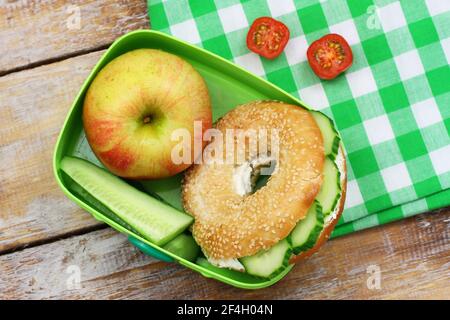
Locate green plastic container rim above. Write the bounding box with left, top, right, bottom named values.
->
left=53, top=29, right=341, bottom=289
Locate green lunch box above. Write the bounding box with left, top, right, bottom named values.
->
left=54, top=30, right=325, bottom=289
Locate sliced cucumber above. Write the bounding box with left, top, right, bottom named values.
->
left=311, top=111, right=340, bottom=159
left=289, top=202, right=324, bottom=254
left=60, top=156, right=193, bottom=245
left=316, top=157, right=341, bottom=215
left=163, top=233, right=200, bottom=262
left=65, top=173, right=140, bottom=235
left=240, top=239, right=291, bottom=279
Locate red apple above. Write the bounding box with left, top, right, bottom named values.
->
left=83, top=49, right=212, bottom=179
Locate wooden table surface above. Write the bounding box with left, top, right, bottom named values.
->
left=0, top=0, right=449, bottom=300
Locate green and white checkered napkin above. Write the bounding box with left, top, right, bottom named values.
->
left=148, top=0, right=450, bottom=237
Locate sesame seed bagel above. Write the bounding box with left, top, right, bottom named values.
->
left=182, top=101, right=325, bottom=260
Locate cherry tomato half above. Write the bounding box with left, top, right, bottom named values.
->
left=307, top=34, right=353, bottom=80
left=246, top=17, right=290, bottom=60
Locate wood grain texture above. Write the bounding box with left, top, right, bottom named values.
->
left=0, top=0, right=148, bottom=75
left=0, top=0, right=449, bottom=300
left=1, top=209, right=448, bottom=300
left=0, top=51, right=107, bottom=253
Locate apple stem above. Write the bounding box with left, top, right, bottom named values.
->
left=143, top=115, right=151, bottom=124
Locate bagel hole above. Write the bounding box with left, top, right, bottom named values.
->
left=251, top=159, right=276, bottom=194
left=234, top=156, right=277, bottom=196
left=252, top=174, right=270, bottom=193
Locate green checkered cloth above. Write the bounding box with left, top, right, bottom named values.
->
left=148, top=0, right=450, bottom=237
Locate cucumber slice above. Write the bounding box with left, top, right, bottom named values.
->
left=163, top=233, right=200, bottom=262
left=60, top=156, right=193, bottom=245
left=240, top=239, right=291, bottom=279
left=311, top=111, right=340, bottom=159
left=289, top=202, right=324, bottom=254
left=316, top=157, right=341, bottom=215
left=65, top=172, right=140, bottom=235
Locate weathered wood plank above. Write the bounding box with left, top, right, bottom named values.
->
left=0, top=0, right=148, bottom=74
left=0, top=51, right=107, bottom=252
left=1, top=209, right=448, bottom=299
left=2, top=0, right=447, bottom=301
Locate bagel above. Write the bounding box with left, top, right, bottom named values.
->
left=182, top=101, right=326, bottom=264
